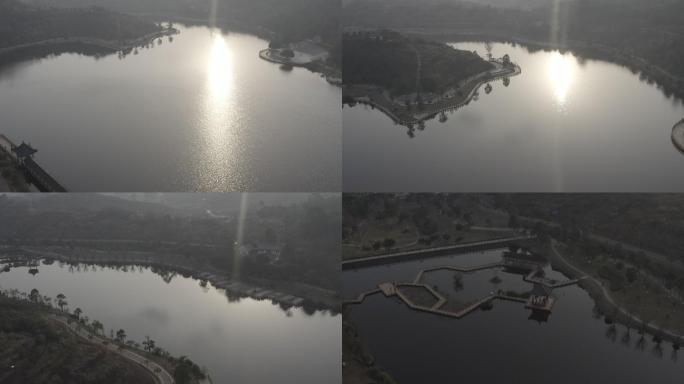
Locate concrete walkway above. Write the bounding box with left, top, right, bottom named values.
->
left=49, top=314, right=174, bottom=384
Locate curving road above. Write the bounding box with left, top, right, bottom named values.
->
left=49, top=314, right=175, bottom=384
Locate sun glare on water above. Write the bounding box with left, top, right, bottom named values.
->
left=207, top=33, right=233, bottom=99
left=194, top=31, right=244, bottom=191
left=547, top=51, right=576, bottom=111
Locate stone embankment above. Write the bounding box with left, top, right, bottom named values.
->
left=672, top=119, right=684, bottom=154
left=344, top=59, right=521, bottom=126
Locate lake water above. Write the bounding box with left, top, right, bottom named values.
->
left=0, top=261, right=341, bottom=384
left=343, top=42, right=684, bottom=192
left=344, top=249, right=684, bottom=383
left=0, top=25, right=341, bottom=192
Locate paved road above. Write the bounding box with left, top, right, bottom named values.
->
left=49, top=315, right=174, bottom=384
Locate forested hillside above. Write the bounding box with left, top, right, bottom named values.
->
left=0, top=0, right=161, bottom=48
left=344, top=0, right=684, bottom=98
left=344, top=30, right=492, bottom=95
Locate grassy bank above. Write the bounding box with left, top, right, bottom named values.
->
left=0, top=295, right=156, bottom=384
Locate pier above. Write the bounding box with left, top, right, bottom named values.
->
left=0, top=135, right=66, bottom=192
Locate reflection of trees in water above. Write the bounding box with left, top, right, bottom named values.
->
left=149, top=266, right=177, bottom=284
left=25, top=259, right=333, bottom=316
left=652, top=342, right=664, bottom=359
left=225, top=290, right=243, bottom=303
left=302, top=305, right=317, bottom=316
left=636, top=334, right=647, bottom=351
left=621, top=327, right=631, bottom=346
left=605, top=324, right=617, bottom=342
left=453, top=272, right=464, bottom=292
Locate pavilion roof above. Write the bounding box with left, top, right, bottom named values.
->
left=12, top=142, right=37, bottom=158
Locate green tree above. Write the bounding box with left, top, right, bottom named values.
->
left=92, top=320, right=104, bottom=336
left=116, top=329, right=127, bottom=344
left=56, top=293, right=67, bottom=312
left=29, top=288, right=41, bottom=304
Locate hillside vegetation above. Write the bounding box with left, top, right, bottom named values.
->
left=0, top=0, right=161, bottom=49
left=0, top=296, right=155, bottom=384
left=344, top=30, right=492, bottom=95
left=344, top=0, right=684, bottom=99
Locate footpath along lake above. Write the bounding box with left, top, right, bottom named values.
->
left=1, top=261, right=341, bottom=384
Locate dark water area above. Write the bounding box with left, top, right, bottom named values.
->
left=0, top=261, right=341, bottom=384
left=343, top=42, right=684, bottom=192
left=344, top=250, right=684, bottom=383
left=0, top=25, right=341, bottom=192
left=343, top=249, right=506, bottom=299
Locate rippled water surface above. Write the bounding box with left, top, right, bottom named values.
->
left=344, top=42, right=684, bottom=191
left=0, top=25, right=341, bottom=191
left=1, top=262, right=341, bottom=384
left=344, top=250, right=684, bottom=383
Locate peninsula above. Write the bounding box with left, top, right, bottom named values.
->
left=343, top=30, right=520, bottom=127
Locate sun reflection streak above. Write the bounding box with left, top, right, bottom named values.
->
left=207, top=33, right=233, bottom=99
left=193, top=31, right=243, bottom=191
left=547, top=51, right=575, bottom=110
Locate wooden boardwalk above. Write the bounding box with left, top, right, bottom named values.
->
left=342, top=289, right=381, bottom=306
left=345, top=280, right=528, bottom=320
left=414, top=261, right=504, bottom=284
left=344, top=256, right=575, bottom=320
left=523, top=270, right=582, bottom=288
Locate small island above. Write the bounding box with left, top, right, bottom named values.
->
left=259, top=38, right=341, bottom=85
left=672, top=119, right=684, bottom=155
left=343, top=30, right=521, bottom=127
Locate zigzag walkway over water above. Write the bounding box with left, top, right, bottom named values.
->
left=344, top=254, right=581, bottom=320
